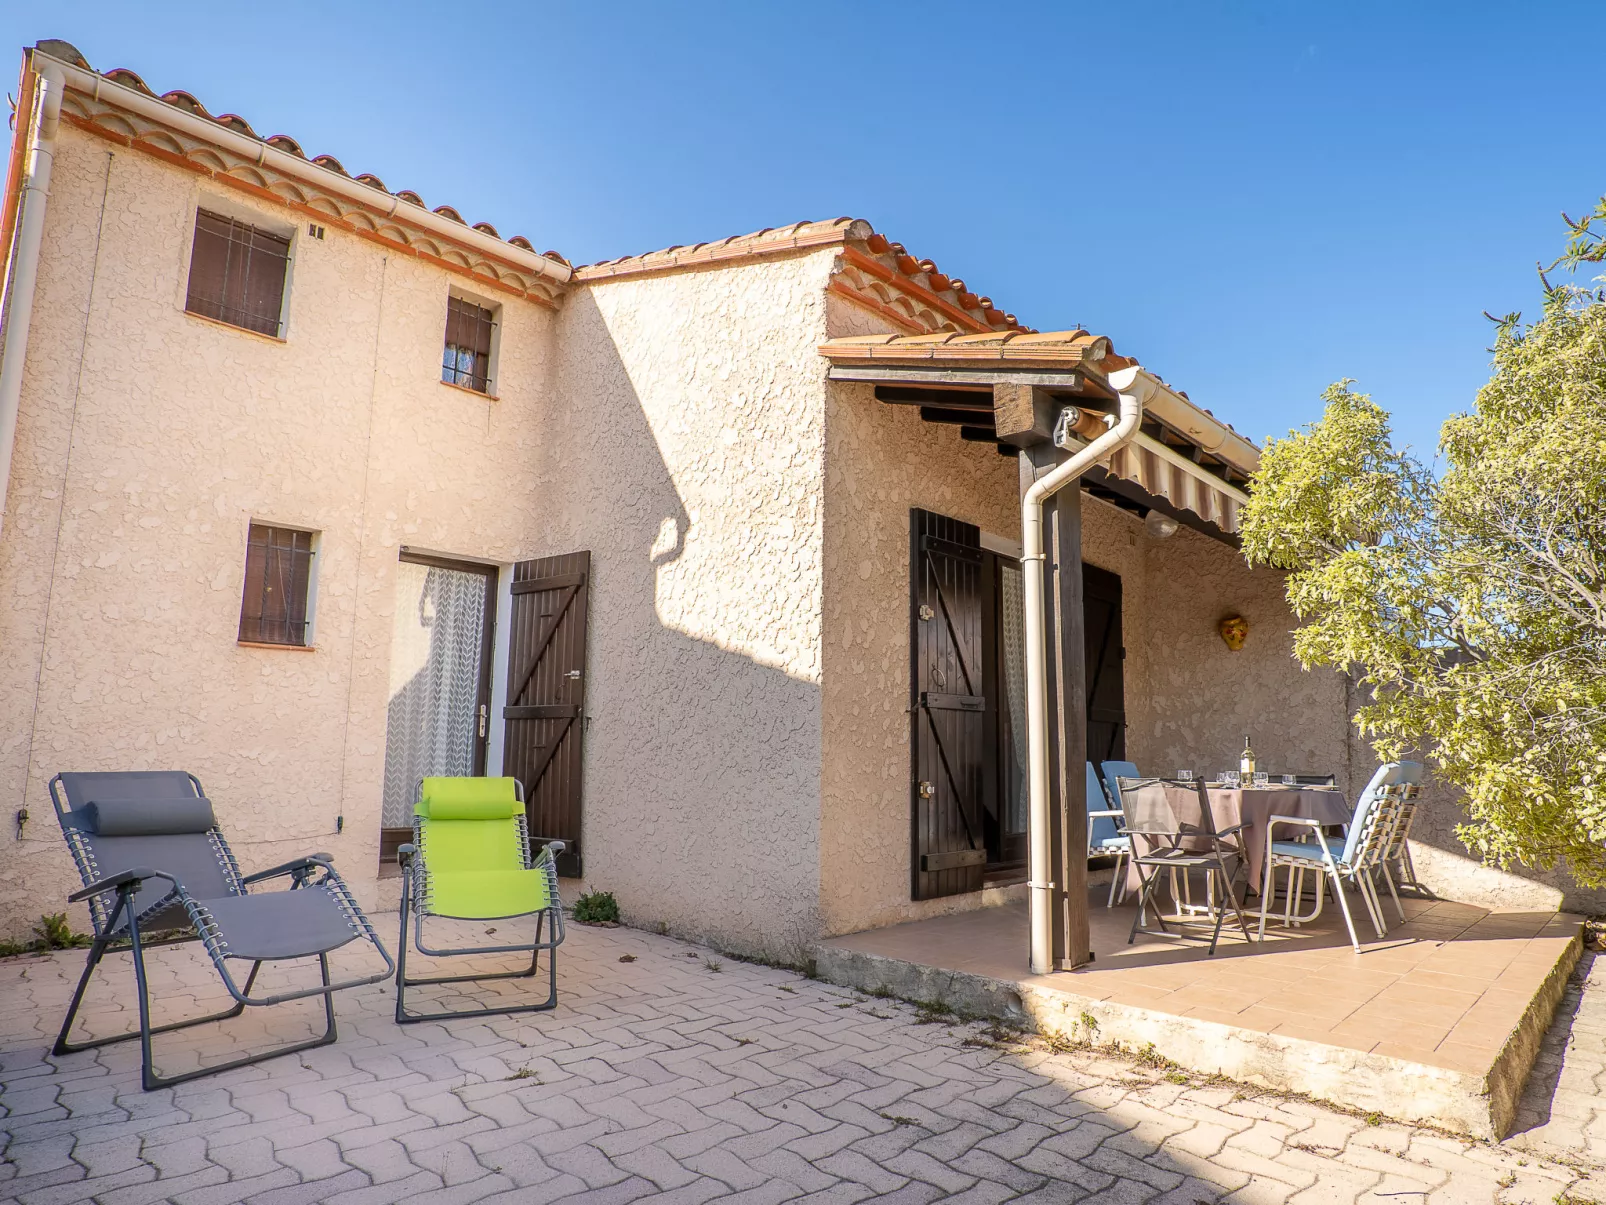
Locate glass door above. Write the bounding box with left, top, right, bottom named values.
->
left=378, top=555, right=497, bottom=870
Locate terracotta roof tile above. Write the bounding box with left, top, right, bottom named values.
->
left=42, top=43, right=563, bottom=270
left=819, top=328, right=1115, bottom=368
left=575, top=219, right=1033, bottom=333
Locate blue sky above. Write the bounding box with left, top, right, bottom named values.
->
left=5, top=1, right=1599, bottom=456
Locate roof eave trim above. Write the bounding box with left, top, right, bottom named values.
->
left=34, top=49, right=573, bottom=287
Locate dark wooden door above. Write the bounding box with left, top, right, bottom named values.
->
left=1083, top=563, right=1126, bottom=766
left=503, top=551, right=590, bottom=878
left=910, top=509, right=987, bottom=900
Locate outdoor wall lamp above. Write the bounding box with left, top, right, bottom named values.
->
left=1144, top=510, right=1179, bottom=539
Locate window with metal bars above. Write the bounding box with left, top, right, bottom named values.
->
left=441, top=295, right=496, bottom=393
left=238, top=524, right=316, bottom=646
left=185, top=209, right=291, bottom=337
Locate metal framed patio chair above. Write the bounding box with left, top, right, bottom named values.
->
left=49, top=770, right=394, bottom=1090
left=1100, top=760, right=1141, bottom=816
left=1120, top=777, right=1255, bottom=956
left=394, top=776, right=566, bottom=1024
left=1256, top=763, right=1419, bottom=952
left=1085, top=763, right=1131, bottom=908
left=1373, top=767, right=1426, bottom=920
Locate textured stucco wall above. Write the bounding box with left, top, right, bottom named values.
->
left=539, top=252, right=835, bottom=961
left=0, top=127, right=560, bottom=937
left=1130, top=523, right=1354, bottom=793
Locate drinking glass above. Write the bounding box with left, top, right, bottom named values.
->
left=1222, top=770, right=1240, bottom=788
left=1281, top=774, right=1296, bottom=785
left=1177, top=769, right=1194, bottom=782
left=1253, top=771, right=1269, bottom=787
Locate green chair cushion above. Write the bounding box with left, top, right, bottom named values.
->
left=418, top=777, right=521, bottom=820
left=427, top=868, right=551, bottom=920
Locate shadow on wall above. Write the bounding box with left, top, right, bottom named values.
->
left=530, top=289, right=826, bottom=965
left=1405, top=769, right=1606, bottom=917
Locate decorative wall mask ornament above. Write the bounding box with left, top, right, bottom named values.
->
left=1219, top=614, right=1248, bottom=651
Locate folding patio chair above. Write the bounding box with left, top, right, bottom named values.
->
left=1100, top=760, right=1141, bottom=815
left=1373, top=765, right=1425, bottom=919
left=1085, top=763, right=1131, bottom=908
left=50, top=770, right=394, bottom=1090
left=1121, top=776, right=1255, bottom=955
left=1256, top=762, right=1420, bottom=952
left=394, top=776, right=566, bottom=1023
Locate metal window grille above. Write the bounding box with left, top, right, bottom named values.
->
left=185, top=210, right=291, bottom=337
left=441, top=296, right=495, bottom=393
left=238, top=524, right=315, bottom=645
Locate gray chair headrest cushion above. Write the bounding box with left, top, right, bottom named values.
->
left=85, top=797, right=217, bottom=837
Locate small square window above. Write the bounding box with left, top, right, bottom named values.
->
left=442, top=296, right=496, bottom=393
left=238, top=524, right=316, bottom=646
left=186, top=209, right=291, bottom=337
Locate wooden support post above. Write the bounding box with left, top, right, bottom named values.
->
left=994, top=383, right=1056, bottom=447
left=1021, top=447, right=1092, bottom=969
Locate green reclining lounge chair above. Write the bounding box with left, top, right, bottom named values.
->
left=394, top=776, right=566, bottom=1023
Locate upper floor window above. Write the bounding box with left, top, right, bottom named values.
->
left=186, top=209, right=290, bottom=337
left=238, top=524, right=316, bottom=646
left=442, top=295, right=496, bottom=393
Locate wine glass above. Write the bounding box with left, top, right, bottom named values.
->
left=1222, top=770, right=1240, bottom=788
left=1253, top=771, right=1269, bottom=787
left=1177, top=769, right=1194, bottom=782
left=1281, top=774, right=1296, bottom=786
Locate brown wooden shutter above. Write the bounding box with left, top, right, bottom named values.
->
left=910, top=509, right=987, bottom=900
left=502, top=551, right=589, bottom=877
left=238, top=524, right=313, bottom=646
left=1083, top=564, right=1126, bottom=766
left=185, top=210, right=289, bottom=337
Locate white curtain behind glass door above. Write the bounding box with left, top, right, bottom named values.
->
left=380, top=562, right=489, bottom=828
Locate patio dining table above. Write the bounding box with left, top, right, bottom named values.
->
left=1122, top=782, right=1352, bottom=896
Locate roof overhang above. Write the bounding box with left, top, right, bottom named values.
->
left=820, top=331, right=1258, bottom=544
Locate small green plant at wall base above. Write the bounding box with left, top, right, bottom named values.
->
left=0, top=914, right=93, bottom=959
left=35, top=913, right=91, bottom=950
left=572, top=891, right=620, bottom=924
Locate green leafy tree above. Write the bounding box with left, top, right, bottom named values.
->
left=1241, top=200, right=1606, bottom=885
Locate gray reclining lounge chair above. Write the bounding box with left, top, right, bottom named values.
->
left=51, top=770, right=394, bottom=1090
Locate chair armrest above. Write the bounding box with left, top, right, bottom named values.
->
left=1267, top=814, right=1325, bottom=833
left=1088, top=810, right=1125, bottom=819
left=242, top=853, right=333, bottom=885
left=538, top=839, right=567, bottom=856
left=396, top=843, right=418, bottom=867
left=1265, top=815, right=1339, bottom=856
left=69, top=866, right=168, bottom=902
left=1215, top=822, right=1249, bottom=837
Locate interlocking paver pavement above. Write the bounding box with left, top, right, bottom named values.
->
left=1, top=917, right=1602, bottom=1204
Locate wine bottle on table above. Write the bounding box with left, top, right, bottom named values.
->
left=1240, top=735, right=1256, bottom=777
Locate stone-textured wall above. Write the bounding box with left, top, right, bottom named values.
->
left=0, top=127, right=559, bottom=936
left=541, top=252, right=836, bottom=961
left=1131, top=523, right=1354, bottom=793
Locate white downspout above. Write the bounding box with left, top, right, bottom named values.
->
left=1025, top=364, right=1146, bottom=975
left=0, top=61, right=64, bottom=540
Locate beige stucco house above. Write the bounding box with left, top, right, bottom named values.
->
left=2, top=40, right=1572, bottom=959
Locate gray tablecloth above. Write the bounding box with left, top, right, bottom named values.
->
left=1208, top=786, right=1352, bottom=888
left=1124, top=784, right=1352, bottom=892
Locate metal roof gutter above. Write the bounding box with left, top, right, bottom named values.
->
left=0, top=53, right=63, bottom=540
left=1023, top=366, right=1148, bottom=975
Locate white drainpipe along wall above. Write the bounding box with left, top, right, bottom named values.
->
left=0, top=60, right=65, bottom=541
left=1024, top=365, right=1149, bottom=976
